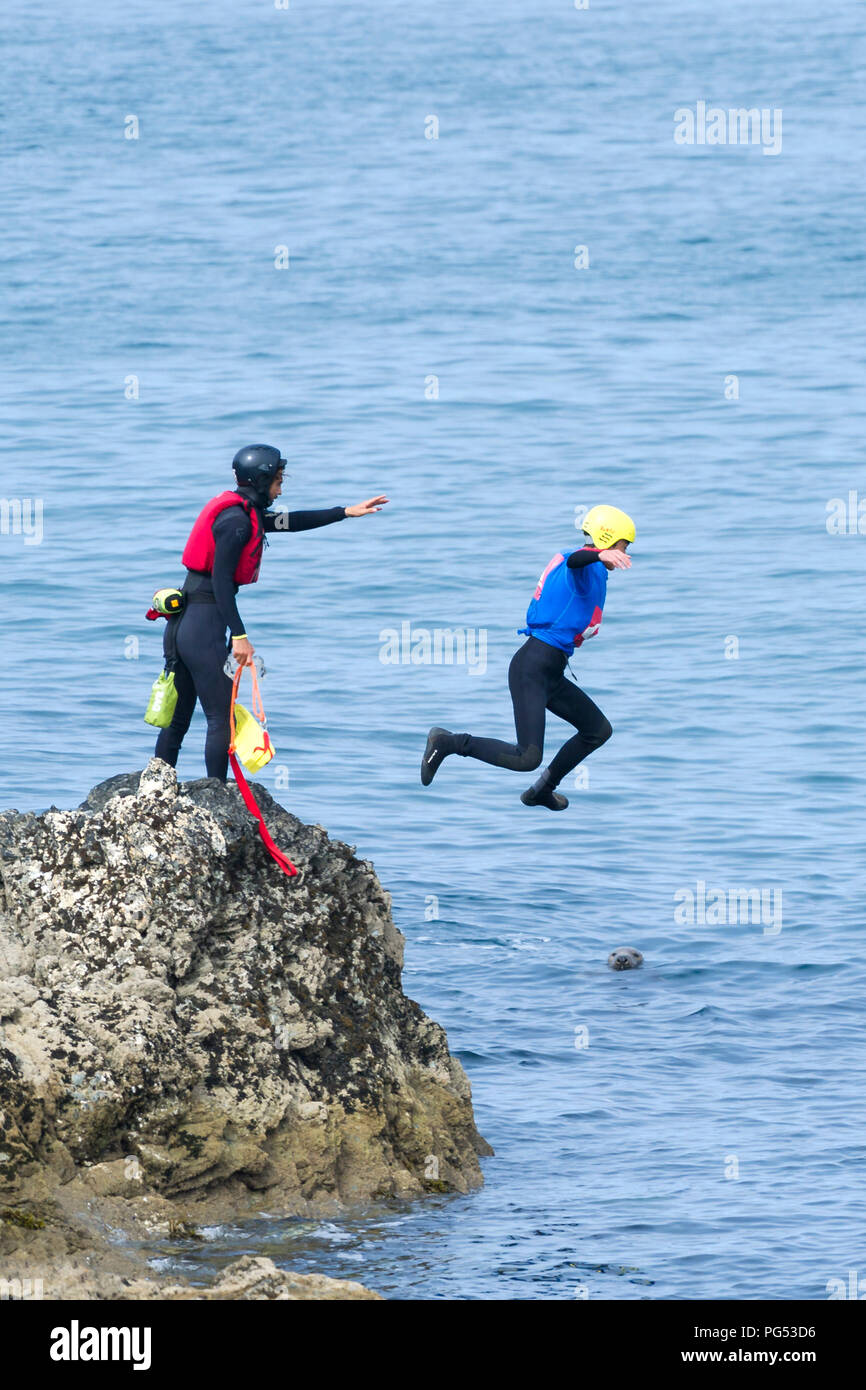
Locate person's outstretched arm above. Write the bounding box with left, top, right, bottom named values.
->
left=568, top=545, right=631, bottom=571
left=266, top=506, right=345, bottom=533
left=266, top=495, right=389, bottom=532
left=567, top=547, right=603, bottom=569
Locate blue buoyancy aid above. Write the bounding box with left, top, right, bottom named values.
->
left=518, top=548, right=608, bottom=655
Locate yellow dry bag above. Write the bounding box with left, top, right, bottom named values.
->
left=229, top=662, right=274, bottom=773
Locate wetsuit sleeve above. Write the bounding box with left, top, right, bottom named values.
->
left=210, top=508, right=250, bottom=638
left=567, top=547, right=603, bottom=569
left=264, top=506, right=347, bottom=533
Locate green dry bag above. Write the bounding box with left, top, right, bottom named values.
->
left=144, top=669, right=178, bottom=728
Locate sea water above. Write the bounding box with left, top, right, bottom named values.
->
left=2, top=0, right=865, bottom=1299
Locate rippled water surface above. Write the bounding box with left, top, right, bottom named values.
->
left=2, top=0, right=865, bottom=1298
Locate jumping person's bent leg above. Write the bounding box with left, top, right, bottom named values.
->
left=420, top=638, right=560, bottom=785
left=457, top=639, right=548, bottom=769
left=542, top=678, right=612, bottom=787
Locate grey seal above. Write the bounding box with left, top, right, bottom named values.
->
left=607, top=947, right=643, bottom=971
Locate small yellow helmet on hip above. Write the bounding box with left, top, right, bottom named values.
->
left=582, top=504, right=636, bottom=549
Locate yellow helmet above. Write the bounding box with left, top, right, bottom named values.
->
left=582, top=504, right=636, bottom=549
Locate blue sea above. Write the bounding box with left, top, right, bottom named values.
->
left=2, top=0, right=865, bottom=1299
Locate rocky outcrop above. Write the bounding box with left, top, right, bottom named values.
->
left=0, top=760, right=491, bottom=1295
left=0, top=1254, right=381, bottom=1301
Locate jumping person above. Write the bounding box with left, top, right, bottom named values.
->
left=154, top=444, right=388, bottom=780
left=420, top=505, right=635, bottom=810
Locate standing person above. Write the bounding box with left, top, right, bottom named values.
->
left=154, top=444, right=388, bottom=780
left=420, top=505, right=634, bottom=810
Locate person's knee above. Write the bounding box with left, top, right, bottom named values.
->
left=202, top=698, right=232, bottom=734
left=596, top=718, right=613, bottom=746
left=515, top=744, right=543, bottom=772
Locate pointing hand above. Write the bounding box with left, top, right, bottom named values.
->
left=345, top=495, right=389, bottom=516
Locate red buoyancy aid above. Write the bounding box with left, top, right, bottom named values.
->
left=181, top=491, right=265, bottom=585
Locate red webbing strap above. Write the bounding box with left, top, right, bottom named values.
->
left=229, top=752, right=298, bottom=878
left=228, top=664, right=298, bottom=879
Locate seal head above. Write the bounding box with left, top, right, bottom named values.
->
left=607, top=947, right=643, bottom=971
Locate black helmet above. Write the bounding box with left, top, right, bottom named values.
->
left=232, top=444, right=286, bottom=491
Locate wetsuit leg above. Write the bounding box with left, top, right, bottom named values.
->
left=153, top=656, right=196, bottom=767
left=175, top=604, right=234, bottom=781
left=543, top=677, right=612, bottom=787
left=453, top=638, right=562, bottom=773
left=153, top=614, right=195, bottom=768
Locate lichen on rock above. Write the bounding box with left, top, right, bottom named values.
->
left=0, top=759, right=491, bottom=1293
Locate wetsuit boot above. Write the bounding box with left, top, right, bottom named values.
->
left=521, top=767, right=569, bottom=811
left=421, top=727, right=460, bottom=785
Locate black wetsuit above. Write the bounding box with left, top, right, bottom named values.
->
left=154, top=491, right=346, bottom=780
left=453, top=549, right=612, bottom=786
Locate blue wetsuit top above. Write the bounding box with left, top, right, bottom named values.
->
left=518, top=547, right=608, bottom=656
